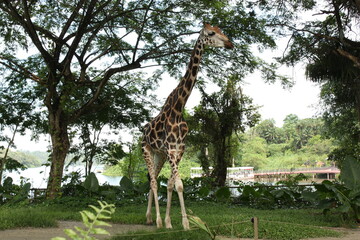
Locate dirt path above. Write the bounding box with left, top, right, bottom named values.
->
left=0, top=221, right=155, bottom=240
left=302, top=227, right=360, bottom=240
left=0, top=221, right=359, bottom=240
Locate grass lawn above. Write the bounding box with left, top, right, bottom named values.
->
left=0, top=201, right=344, bottom=240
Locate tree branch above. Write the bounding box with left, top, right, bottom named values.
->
left=2, top=0, right=53, bottom=65
left=70, top=61, right=142, bottom=122
left=0, top=56, right=45, bottom=85
left=132, top=0, right=154, bottom=62
left=336, top=48, right=360, bottom=69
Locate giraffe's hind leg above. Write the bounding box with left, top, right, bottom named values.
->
left=143, top=145, right=163, bottom=228
left=144, top=147, right=167, bottom=228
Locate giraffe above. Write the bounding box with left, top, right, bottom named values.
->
left=142, top=23, right=234, bottom=230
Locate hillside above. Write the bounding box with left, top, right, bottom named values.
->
left=1, top=150, right=48, bottom=168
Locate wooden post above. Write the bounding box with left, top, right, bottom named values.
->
left=253, top=217, right=258, bottom=240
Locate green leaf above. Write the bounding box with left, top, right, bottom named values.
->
left=74, top=226, right=87, bottom=236
left=95, top=213, right=111, bottom=220
left=318, top=199, right=335, bottom=209
left=89, top=205, right=101, bottom=214
left=93, top=219, right=112, bottom=227
left=337, top=203, right=351, bottom=213
left=51, top=238, right=67, bottom=240
left=120, top=176, right=134, bottom=191
left=90, top=227, right=110, bottom=235
left=198, top=186, right=210, bottom=197
left=188, top=215, right=215, bottom=239
left=215, top=187, right=231, bottom=201
left=82, top=172, right=100, bottom=192
left=353, top=197, right=360, bottom=206
left=80, top=211, right=91, bottom=228
left=341, top=156, right=360, bottom=190
left=82, top=210, right=96, bottom=221
left=64, top=228, right=79, bottom=238
left=242, top=185, right=256, bottom=197
left=301, top=191, right=318, bottom=202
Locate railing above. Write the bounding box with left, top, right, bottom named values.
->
left=254, top=166, right=340, bottom=176
left=30, top=188, right=47, bottom=199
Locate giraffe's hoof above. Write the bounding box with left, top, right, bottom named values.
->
left=165, top=218, right=173, bottom=229
left=156, top=217, right=163, bottom=228
left=182, top=217, right=190, bottom=230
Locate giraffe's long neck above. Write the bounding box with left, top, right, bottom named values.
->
left=162, top=37, right=204, bottom=114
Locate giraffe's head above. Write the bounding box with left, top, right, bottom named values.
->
left=201, top=23, right=234, bottom=49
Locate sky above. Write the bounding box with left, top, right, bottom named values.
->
left=242, top=65, right=321, bottom=126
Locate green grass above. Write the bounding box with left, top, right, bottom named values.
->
left=0, top=202, right=344, bottom=240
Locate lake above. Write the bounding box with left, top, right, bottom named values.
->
left=4, top=165, right=122, bottom=188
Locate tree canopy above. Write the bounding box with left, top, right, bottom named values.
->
left=0, top=0, right=281, bottom=196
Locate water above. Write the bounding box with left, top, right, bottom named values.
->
left=4, top=165, right=122, bottom=188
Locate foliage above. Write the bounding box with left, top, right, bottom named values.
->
left=103, top=140, right=148, bottom=181
left=235, top=174, right=312, bottom=210
left=240, top=115, right=335, bottom=170
left=0, top=177, right=31, bottom=205
left=240, top=136, right=267, bottom=170
left=274, top=0, right=360, bottom=163
left=52, top=201, right=115, bottom=240
left=0, top=77, right=43, bottom=184
left=188, top=213, right=216, bottom=240
left=303, top=156, right=360, bottom=224
left=57, top=174, right=150, bottom=207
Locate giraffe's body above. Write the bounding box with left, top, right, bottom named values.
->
left=142, top=23, right=233, bottom=230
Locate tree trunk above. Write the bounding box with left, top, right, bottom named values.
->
left=199, top=147, right=210, bottom=177
left=46, top=111, right=70, bottom=199
left=354, top=80, right=360, bottom=125
left=213, top=138, right=227, bottom=186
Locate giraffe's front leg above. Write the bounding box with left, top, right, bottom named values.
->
left=143, top=145, right=163, bottom=228
left=175, top=176, right=190, bottom=230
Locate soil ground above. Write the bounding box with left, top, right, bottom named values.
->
left=0, top=221, right=359, bottom=240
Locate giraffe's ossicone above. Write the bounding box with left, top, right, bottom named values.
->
left=142, top=23, right=234, bottom=230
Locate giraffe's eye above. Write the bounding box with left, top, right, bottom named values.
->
left=208, top=31, right=216, bottom=36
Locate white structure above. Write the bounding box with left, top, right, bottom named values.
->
left=190, top=167, right=254, bottom=181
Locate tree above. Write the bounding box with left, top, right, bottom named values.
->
left=273, top=0, right=360, bottom=161
left=188, top=78, right=260, bottom=186
left=241, top=135, right=267, bottom=170
left=283, top=114, right=300, bottom=141
left=253, top=119, right=284, bottom=144
left=0, top=78, right=41, bottom=185
left=0, top=0, right=281, bottom=198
